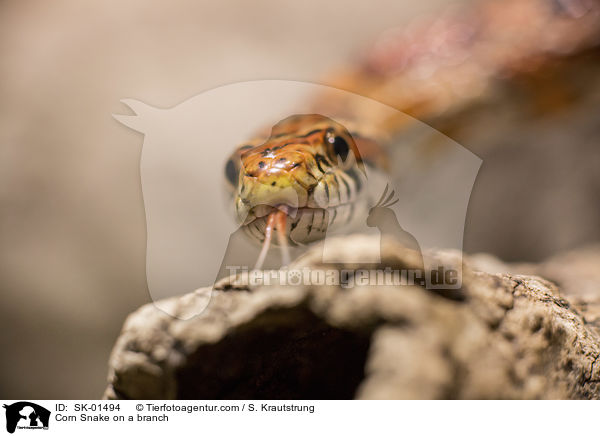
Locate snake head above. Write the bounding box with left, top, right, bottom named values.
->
left=224, top=115, right=369, bottom=240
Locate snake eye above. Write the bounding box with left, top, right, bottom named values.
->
left=225, top=158, right=238, bottom=185
left=331, top=136, right=350, bottom=161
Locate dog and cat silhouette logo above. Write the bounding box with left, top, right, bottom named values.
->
left=3, top=402, right=50, bottom=433
left=113, top=82, right=481, bottom=317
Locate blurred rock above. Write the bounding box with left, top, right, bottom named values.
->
left=104, top=236, right=600, bottom=399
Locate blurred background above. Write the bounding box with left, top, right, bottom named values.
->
left=1, top=0, right=598, bottom=399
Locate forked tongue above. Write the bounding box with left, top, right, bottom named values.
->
left=254, top=208, right=290, bottom=270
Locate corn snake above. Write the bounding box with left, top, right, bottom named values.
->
left=222, top=0, right=600, bottom=268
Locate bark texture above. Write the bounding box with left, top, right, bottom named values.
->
left=104, top=237, right=600, bottom=399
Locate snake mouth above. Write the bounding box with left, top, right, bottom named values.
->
left=242, top=204, right=299, bottom=225
left=241, top=202, right=361, bottom=247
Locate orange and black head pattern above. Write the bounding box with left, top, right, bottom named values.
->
left=223, top=114, right=385, bottom=243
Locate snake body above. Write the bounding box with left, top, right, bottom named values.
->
left=223, top=0, right=600, bottom=259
